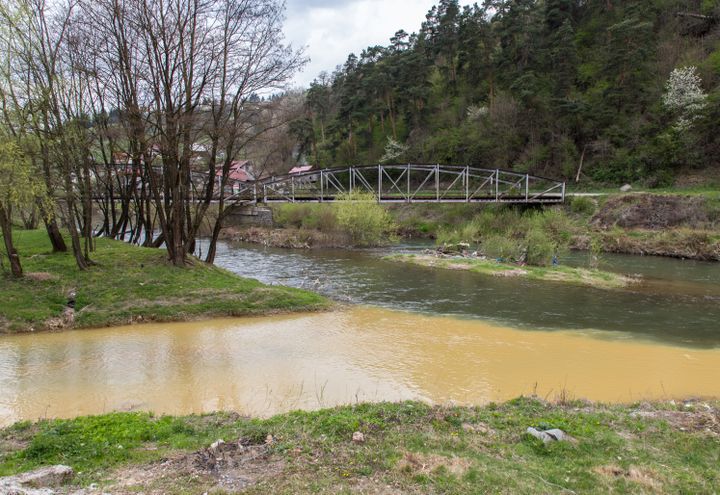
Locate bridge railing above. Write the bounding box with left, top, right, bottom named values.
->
left=227, top=164, right=565, bottom=204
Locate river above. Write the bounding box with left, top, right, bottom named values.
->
left=1, top=240, right=719, bottom=426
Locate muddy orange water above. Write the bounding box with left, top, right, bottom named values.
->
left=1, top=307, right=719, bottom=426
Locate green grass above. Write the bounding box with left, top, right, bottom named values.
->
left=566, top=183, right=720, bottom=197
left=0, top=230, right=328, bottom=332
left=385, top=254, right=635, bottom=290
left=1, top=399, right=718, bottom=493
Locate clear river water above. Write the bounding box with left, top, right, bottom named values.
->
left=1, top=240, right=719, bottom=426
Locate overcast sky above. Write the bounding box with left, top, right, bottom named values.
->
left=283, top=0, right=438, bottom=89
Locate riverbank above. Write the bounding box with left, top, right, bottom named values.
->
left=385, top=253, right=637, bottom=290
left=223, top=193, right=720, bottom=261
left=0, top=230, right=328, bottom=333
left=1, top=398, right=717, bottom=494
left=221, top=225, right=352, bottom=249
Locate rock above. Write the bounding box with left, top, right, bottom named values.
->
left=66, top=289, right=77, bottom=309
left=620, top=184, right=632, bottom=192
left=0, top=465, right=74, bottom=495
left=15, top=465, right=73, bottom=488
left=352, top=431, right=365, bottom=443
left=526, top=427, right=572, bottom=444
left=62, top=307, right=75, bottom=325
left=209, top=439, right=226, bottom=455
left=265, top=434, right=274, bottom=445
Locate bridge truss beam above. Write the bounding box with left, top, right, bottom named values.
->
left=228, top=164, right=565, bottom=205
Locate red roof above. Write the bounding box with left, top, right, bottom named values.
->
left=216, top=160, right=253, bottom=182
left=227, top=168, right=252, bottom=182
left=289, top=165, right=313, bottom=174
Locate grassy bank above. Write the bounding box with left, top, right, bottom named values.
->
left=385, top=253, right=635, bottom=290
left=388, top=194, right=720, bottom=262
left=0, top=230, right=328, bottom=333
left=235, top=193, right=720, bottom=261
left=1, top=398, right=718, bottom=493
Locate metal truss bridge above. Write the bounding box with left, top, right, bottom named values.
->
left=229, top=165, right=565, bottom=204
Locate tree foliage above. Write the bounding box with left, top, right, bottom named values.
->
left=0, top=137, right=49, bottom=276
left=333, top=192, right=395, bottom=247
left=293, top=0, right=720, bottom=185
left=663, top=66, right=709, bottom=128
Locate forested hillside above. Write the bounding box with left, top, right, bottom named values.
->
left=292, top=0, right=720, bottom=186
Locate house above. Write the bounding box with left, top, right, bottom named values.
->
left=288, top=165, right=313, bottom=175
left=216, top=160, right=255, bottom=194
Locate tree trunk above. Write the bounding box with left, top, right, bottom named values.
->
left=0, top=205, right=22, bottom=277
left=44, top=216, right=67, bottom=253
left=575, top=144, right=587, bottom=183
left=63, top=175, right=89, bottom=270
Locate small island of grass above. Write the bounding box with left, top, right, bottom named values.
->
left=0, top=230, right=328, bottom=333
left=384, top=253, right=637, bottom=290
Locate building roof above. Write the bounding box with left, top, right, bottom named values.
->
left=216, top=160, right=254, bottom=182
left=289, top=165, right=313, bottom=175
left=229, top=160, right=251, bottom=171
left=227, top=168, right=252, bottom=182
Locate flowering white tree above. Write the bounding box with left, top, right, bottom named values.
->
left=466, top=104, right=489, bottom=121
left=662, top=66, right=708, bottom=128
left=380, top=137, right=409, bottom=163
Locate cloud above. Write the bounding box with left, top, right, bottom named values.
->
left=283, top=0, right=437, bottom=88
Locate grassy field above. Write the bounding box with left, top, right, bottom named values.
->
left=384, top=253, right=635, bottom=290
left=0, top=230, right=328, bottom=333
left=1, top=398, right=718, bottom=493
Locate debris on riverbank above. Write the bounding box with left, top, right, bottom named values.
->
left=0, top=230, right=328, bottom=334
left=384, top=251, right=638, bottom=290
left=0, top=398, right=717, bottom=494
left=220, top=226, right=352, bottom=249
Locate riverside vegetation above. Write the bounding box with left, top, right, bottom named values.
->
left=0, top=230, right=327, bottom=334
left=221, top=192, right=719, bottom=289
left=1, top=398, right=718, bottom=493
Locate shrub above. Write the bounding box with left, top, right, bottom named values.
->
left=481, top=235, right=522, bottom=261
left=570, top=196, right=596, bottom=216
left=525, top=227, right=556, bottom=266
left=705, top=194, right=720, bottom=225
left=435, top=206, right=572, bottom=266
left=527, top=209, right=574, bottom=247
left=588, top=233, right=603, bottom=269
left=301, top=206, right=337, bottom=232
left=435, top=226, right=462, bottom=246
left=274, top=204, right=338, bottom=232
left=273, top=204, right=311, bottom=228
left=333, top=192, right=395, bottom=246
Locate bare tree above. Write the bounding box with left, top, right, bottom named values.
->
left=1, top=0, right=305, bottom=267
left=75, top=0, right=305, bottom=265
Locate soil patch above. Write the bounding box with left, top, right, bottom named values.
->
left=396, top=451, right=471, bottom=476
left=107, top=437, right=283, bottom=494
left=594, top=465, right=662, bottom=490
left=592, top=194, right=717, bottom=230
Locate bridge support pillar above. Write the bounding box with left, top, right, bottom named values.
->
left=225, top=205, right=273, bottom=227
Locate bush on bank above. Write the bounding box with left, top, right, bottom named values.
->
left=264, top=193, right=719, bottom=261
left=436, top=207, right=575, bottom=266
left=272, top=192, right=396, bottom=247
